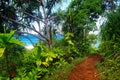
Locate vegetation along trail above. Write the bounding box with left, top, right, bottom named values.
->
left=68, top=54, right=102, bottom=80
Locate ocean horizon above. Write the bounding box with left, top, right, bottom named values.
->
left=19, top=34, right=63, bottom=49
left=19, top=34, right=99, bottom=49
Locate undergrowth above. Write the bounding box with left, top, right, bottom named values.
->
left=97, top=53, right=120, bottom=80
left=43, top=57, right=87, bottom=80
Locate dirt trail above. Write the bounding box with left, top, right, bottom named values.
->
left=68, top=54, right=102, bottom=80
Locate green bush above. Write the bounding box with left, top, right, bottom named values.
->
left=14, top=43, right=68, bottom=80
left=97, top=53, right=120, bottom=80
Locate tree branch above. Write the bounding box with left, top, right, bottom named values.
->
left=23, top=11, right=45, bottom=23
left=46, top=0, right=56, bottom=18
left=37, top=6, right=42, bottom=32
left=1, top=14, right=48, bottom=41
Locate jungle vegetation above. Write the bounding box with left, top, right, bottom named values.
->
left=0, top=0, right=120, bottom=80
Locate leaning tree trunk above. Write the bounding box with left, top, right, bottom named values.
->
left=42, top=0, right=53, bottom=49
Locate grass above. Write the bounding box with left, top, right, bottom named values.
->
left=96, top=53, right=120, bottom=80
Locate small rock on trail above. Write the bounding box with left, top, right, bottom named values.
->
left=68, top=54, right=102, bottom=80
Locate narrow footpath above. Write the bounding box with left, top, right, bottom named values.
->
left=68, top=54, right=102, bottom=80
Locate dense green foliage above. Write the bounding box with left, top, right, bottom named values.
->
left=97, top=6, right=120, bottom=80
left=0, top=41, right=86, bottom=80
left=0, top=0, right=120, bottom=80
left=99, top=6, right=120, bottom=55
left=62, top=0, right=102, bottom=54
left=0, top=31, right=24, bottom=57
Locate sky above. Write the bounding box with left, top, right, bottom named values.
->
left=30, top=0, right=71, bottom=34
left=53, top=0, right=71, bottom=11
left=89, top=16, right=107, bottom=35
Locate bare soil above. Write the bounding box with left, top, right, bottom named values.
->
left=68, top=54, right=102, bottom=80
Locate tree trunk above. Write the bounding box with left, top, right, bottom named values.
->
left=41, top=0, right=52, bottom=49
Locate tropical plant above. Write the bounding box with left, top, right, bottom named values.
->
left=0, top=30, right=24, bottom=57
left=15, top=43, right=67, bottom=80
left=97, top=5, right=120, bottom=80
left=62, top=0, right=103, bottom=54
left=100, top=6, right=120, bottom=55
left=0, top=30, right=24, bottom=79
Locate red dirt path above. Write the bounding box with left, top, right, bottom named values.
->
left=68, top=54, right=102, bottom=80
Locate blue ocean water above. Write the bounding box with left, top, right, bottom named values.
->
left=19, top=34, right=39, bottom=45
left=19, top=34, right=63, bottom=46
left=55, top=34, right=63, bottom=40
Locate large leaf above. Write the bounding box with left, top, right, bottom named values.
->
left=0, top=30, right=24, bottom=57
left=0, top=48, right=5, bottom=57
left=9, top=38, right=25, bottom=47
left=0, top=30, right=24, bottom=46
left=0, top=31, right=14, bottom=44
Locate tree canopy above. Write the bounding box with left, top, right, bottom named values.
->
left=0, top=0, right=62, bottom=48
left=62, top=0, right=103, bottom=53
